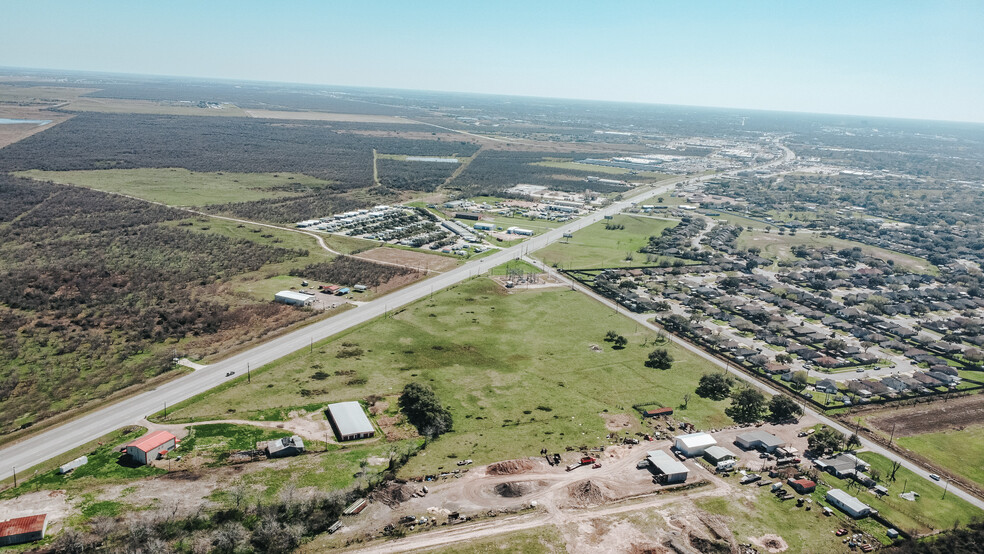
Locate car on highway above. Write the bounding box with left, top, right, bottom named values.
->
left=930, top=473, right=941, bottom=481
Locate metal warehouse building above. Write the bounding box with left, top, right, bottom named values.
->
left=125, top=430, right=177, bottom=465
left=735, top=430, right=785, bottom=452
left=674, top=432, right=717, bottom=457
left=0, top=514, right=47, bottom=546
left=646, top=450, right=689, bottom=484
left=826, top=488, right=872, bottom=518
left=326, top=401, right=376, bottom=441
left=274, top=290, right=316, bottom=307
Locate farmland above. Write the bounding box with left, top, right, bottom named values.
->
left=16, top=168, right=336, bottom=207
left=156, top=277, right=734, bottom=477
left=535, top=213, right=678, bottom=268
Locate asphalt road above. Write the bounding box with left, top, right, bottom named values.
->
left=0, top=178, right=689, bottom=482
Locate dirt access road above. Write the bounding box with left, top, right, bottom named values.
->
left=329, top=446, right=736, bottom=553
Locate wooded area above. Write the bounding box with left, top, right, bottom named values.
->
left=0, top=175, right=311, bottom=433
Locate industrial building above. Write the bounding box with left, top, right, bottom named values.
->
left=326, top=401, right=376, bottom=441
left=274, top=290, right=316, bottom=307
left=506, top=226, right=534, bottom=236
left=0, top=514, right=47, bottom=546
left=826, top=488, right=872, bottom=518
left=125, top=430, right=177, bottom=465
left=266, top=435, right=305, bottom=458
left=674, top=432, right=717, bottom=457
left=815, top=453, right=870, bottom=478
left=735, top=430, right=785, bottom=452
left=474, top=222, right=495, bottom=231
left=646, top=450, right=689, bottom=484
left=703, top=445, right=737, bottom=465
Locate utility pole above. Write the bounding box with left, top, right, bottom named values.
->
left=942, top=479, right=950, bottom=500
left=247, top=363, right=251, bottom=384
left=11, top=467, right=15, bottom=487
left=889, top=422, right=896, bottom=447
left=163, top=401, right=167, bottom=418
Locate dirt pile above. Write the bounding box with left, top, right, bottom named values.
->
left=486, top=459, right=536, bottom=476
left=493, top=482, right=530, bottom=498
left=750, top=534, right=788, bottom=553
left=567, top=479, right=612, bottom=506
left=371, top=481, right=418, bottom=507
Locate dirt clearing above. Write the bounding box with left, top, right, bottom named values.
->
left=244, top=109, right=415, bottom=124
left=865, top=393, right=984, bottom=437
left=356, top=247, right=459, bottom=273
left=750, top=533, right=788, bottom=552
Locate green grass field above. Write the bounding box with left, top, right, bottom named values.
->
left=490, top=259, right=542, bottom=276
left=157, top=277, right=733, bottom=477
left=814, top=452, right=981, bottom=536
left=736, top=229, right=937, bottom=274
left=16, top=168, right=335, bottom=207
left=897, top=426, right=984, bottom=490
left=697, top=487, right=860, bottom=552
left=0, top=427, right=163, bottom=499
left=535, top=213, right=678, bottom=268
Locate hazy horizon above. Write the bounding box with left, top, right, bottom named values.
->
left=2, top=1, right=983, bottom=123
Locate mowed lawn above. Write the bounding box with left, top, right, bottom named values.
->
left=162, top=278, right=732, bottom=476
left=16, top=168, right=335, bottom=207
left=535, top=213, right=677, bottom=269
left=897, top=426, right=984, bottom=490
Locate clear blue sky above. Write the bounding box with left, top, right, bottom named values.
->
left=3, top=1, right=983, bottom=122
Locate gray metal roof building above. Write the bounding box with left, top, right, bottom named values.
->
left=326, top=401, right=376, bottom=441
left=647, top=450, right=689, bottom=484
left=826, top=488, right=872, bottom=518
left=735, top=430, right=786, bottom=452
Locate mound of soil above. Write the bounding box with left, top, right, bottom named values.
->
left=750, top=534, right=788, bottom=553
left=486, top=459, right=536, bottom=476
left=493, top=481, right=530, bottom=498
left=567, top=479, right=612, bottom=506
left=371, top=481, right=418, bottom=507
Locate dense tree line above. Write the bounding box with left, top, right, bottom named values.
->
left=376, top=158, right=459, bottom=192
left=0, top=176, right=309, bottom=434
left=0, top=113, right=477, bottom=190
left=289, top=256, right=418, bottom=287
left=448, top=151, right=629, bottom=195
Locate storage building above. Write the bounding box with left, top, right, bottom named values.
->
left=646, top=450, right=689, bottom=484
left=274, top=290, right=316, bottom=307
left=674, top=432, right=717, bottom=457
left=788, top=478, right=817, bottom=494
left=826, top=488, right=872, bottom=518
left=735, top=430, right=785, bottom=452
left=703, top=445, right=737, bottom=465
left=0, top=514, right=47, bottom=546
left=58, top=456, right=88, bottom=474
left=474, top=222, right=495, bottom=231
left=125, top=430, right=177, bottom=465
left=326, top=401, right=375, bottom=441
left=506, top=226, right=534, bottom=236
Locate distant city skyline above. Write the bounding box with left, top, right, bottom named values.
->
left=2, top=0, right=983, bottom=123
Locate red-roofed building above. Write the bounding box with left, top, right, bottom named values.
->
left=788, top=478, right=817, bottom=494
left=643, top=407, right=674, bottom=418
left=125, top=430, right=177, bottom=465
left=0, top=514, right=47, bottom=546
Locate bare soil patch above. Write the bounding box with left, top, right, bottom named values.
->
left=371, top=481, right=420, bottom=507
left=485, top=459, right=537, bottom=476
left=865, top=393, right=984, bottom=437
left=603, top=412, right=637, bottom=432
left=0, top=106, right=72, bottom=148
left=0, top=490, right=71, bottom=529
left=750, top=533, right=788, bottom=553
left=356, top=247, right=459, bottom=273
